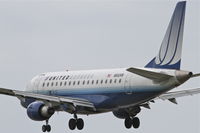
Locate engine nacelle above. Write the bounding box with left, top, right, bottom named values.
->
left=113, top=109, right=129, bottom=119
left=112, top=106, right=141, bottom=119
left=27, top=101, right=55, bottom=121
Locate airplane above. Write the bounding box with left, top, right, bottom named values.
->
left=0, top=1, right=199, bottom=132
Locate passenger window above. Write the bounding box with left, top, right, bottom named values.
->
left=51, top=82, right=54, bottom=86
left=101, top=80, right=103, bottom=84
left=65, top=76, right=69, bottom=80
left=87, top=80, right=90, bottom=85
left=77, top=81, right=80, bottom=85
left=73, top=81, right=76, bottom=85
left=56, top=82, right=58, bottom=86
left=47, top=82, right=49, bottom=87
left=62, top=76, right=66, bottom=80
left=42, top=83, right=45, bottom=87
left=80, top=75, right=83, bottom=79
left=69, top=81, right=71, bottom=86
left=96, top=80, right=98, bottom=84
left=83, top=75, right=87, bottom=79
left=60, top=82, right=62, bottom=86
left=92, top=80, right=94, bottom=84
left=119, top=79, right=122, bottom=83
left=114, top=79, right=117, bottom=83
left=59, top=76, right=63, bottom=80
left=110, top=79, right=112, bottom=83
left=105, top=80, right=107, bottom=84
left=64, top=81, right=67, bottom=86
left=83, top=81, right=85, bottom=85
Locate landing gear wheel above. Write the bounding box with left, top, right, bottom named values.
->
left=42, top=125, right=47, bottom=132
left=132, top=117, right=140, bottom=129
left=69, top=119, right=76, bottom=130
left=46, top=125, right=51, bottom=132
left=77, top=118, right=84, bottom=130
left=124, top=117, right=132, bottom=129
left=42, top=119, right=52, bottom=132
left=42, top=125, right=51, bottom=132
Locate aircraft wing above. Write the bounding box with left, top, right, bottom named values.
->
left=0, top=87, right=96, bottom=110
left=158, top=88, right=200, bottom=101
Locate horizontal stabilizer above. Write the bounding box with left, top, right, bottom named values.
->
left=126, top=67, right=173, bottom=81
left=158, top=88, right=200, bottom=100
left=191, top=73, right=200, bottom=78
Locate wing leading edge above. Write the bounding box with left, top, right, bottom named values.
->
left=0, top=88, right=96, bottom=111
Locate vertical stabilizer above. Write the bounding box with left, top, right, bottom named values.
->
left=145, top=1, right=186, bottom=70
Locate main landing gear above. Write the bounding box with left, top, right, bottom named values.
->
left=41, top=114, right=84, bottom=132
left=68, top=113, right=84, bottom=130
left=42, top=120, right=51, bottom=132
left=124, top=117, right=140, bottom=129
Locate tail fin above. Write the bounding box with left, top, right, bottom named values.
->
left=145, top=1, right=186, bottom=70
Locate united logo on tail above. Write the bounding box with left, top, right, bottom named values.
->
left=145, top=1, right=186, bottom=70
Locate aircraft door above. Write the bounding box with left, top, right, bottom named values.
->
left=34, top=75, right=43, bottom=93
left=124, top=74, right=132, bottom=94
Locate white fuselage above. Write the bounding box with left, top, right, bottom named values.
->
left=25, top=68, right=186, bottom=113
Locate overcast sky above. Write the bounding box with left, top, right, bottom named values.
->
left=0, top=0, right=199, bottom=133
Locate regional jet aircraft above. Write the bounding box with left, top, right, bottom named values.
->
left=0, top=1, right=199, bottom=132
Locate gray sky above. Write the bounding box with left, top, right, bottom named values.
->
left=0, top=0, right=199, bottom=133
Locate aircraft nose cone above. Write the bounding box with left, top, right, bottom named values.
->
left=175, top=70, right=193, bottom=84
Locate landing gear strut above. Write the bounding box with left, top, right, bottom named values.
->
left=42, top=120, right=51, bottom=132
left=124, top=117, right=140, bottom=129
left=68, top=113, right=84, bottom=130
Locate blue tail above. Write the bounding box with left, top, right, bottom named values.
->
left=145, top=1, right=186, bottom=70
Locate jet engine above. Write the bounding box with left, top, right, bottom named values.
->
left=27, top=101, right=55, bottom=121
left=112, top=106, right=141, bottom=119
